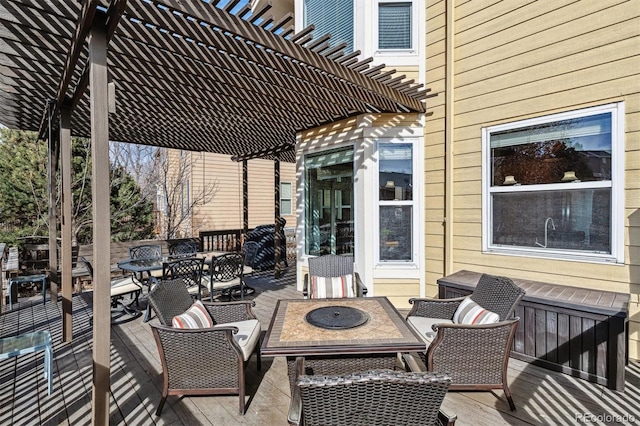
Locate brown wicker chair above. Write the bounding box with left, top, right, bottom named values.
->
left=303, top=254, right=367, bottom=298
left=405, top=273, right=525, bottom=411
left=147, top=278, right=261, bottom=415
left=288, top=357, right=456, bottom=426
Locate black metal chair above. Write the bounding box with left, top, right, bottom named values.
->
left=303, top=254, right=367, bottom=298
left=129, top=244, right=163, bottom=260
left=129, top=243, right=164, bottom=282
left=78, top=256, right=143, bottom=323
left=168, top=241, right=198, bottom=259
left=162, top=257, right=206, bottom=300
left=288, top=357, right=456, bottom=426
left=146, top=278, right=262, bottom=416
left=206, top=253, right=246, bottom=301
left=405, top=273, right=525, bottom=411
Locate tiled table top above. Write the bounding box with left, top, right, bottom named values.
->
left=261, top=297, right=426, bottom=357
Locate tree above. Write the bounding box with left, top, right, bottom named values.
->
left=0, top=129, right=155, bottom=245
left=153, top=148, right=218, bottom=239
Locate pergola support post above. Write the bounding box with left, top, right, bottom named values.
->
left=242, top=159, right=248, bottom=240
left=60, top=106, right=73, bottom=342
left=274, top=157, right=282, bottom=278
left=47, top=101, right=59, bottom=304
left=89, top=12, right=111, bottom=426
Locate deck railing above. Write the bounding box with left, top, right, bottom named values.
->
left=199, top=229, right=245, bottom=252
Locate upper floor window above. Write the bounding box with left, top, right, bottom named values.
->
left=482, top=103, right=624, bottom=263
left=304, top=0, right=354, bottom=53
left=378, top=2, right=412, bottom=50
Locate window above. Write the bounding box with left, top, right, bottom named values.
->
left=304, top=0, right=354, bottom=53
left=483, top=103, right=624, bottom=263
left=180, top=180, right=190, bottom=218
left=378, top=143, right=413, bottom=262
left=378, top=2, right=412, bottom=50
left=305, top=147, right=354, bottom=256
left=281, top=182, right=293, bottom=215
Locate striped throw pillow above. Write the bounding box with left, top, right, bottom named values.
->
left=310, top=274, right=355, bottom=299
left=172, top=300, right=214, bottom=329
left=453, top=297, right=500, bottom=325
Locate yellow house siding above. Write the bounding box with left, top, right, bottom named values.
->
left=189, top=152, right=297, bottom=234
left=423, top=0, right=448, bottom=294
left=437, top=0, right=640, bottom=358
left=375, top=279, right=420, bottom=309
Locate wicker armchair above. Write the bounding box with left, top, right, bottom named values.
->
left=303, top=254, right=367, bottom=298
left=147, top=278, right=262, bottom=415
left=288, top=357, right=456, bottom=426
left=405, top=273, right=525, bottom=411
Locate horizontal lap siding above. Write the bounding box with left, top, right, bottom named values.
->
left=441, top=0, right=640, bottom=359
left=190, top=152, right=297, bottom=233
left=424, top=0, right=447, bottom=295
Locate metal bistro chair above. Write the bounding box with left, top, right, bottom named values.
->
left=288, top=357, right=456, bottom=426
left=162, top=257, right=206, bottom=300
left=129, top=244, right=163, bottom=260
left=139, top=257, right=207, bottom=323
left=206, top=253, right=246, bottom=301
left=147, top=278, right=262, bottom=415
left=129, top=243, right=164, bottom=281
left=78, top=256, right=143, bottom=323
left=303, top=254, right=367, bottom=299
left=405, top=273, right=525, bottom=411
left=168, top=241, right=198, bottom=259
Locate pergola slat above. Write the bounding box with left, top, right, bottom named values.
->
left=0, top=0, right=428, bottom=161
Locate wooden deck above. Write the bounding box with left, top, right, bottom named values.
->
left=1, top=269, right=639, bottom=425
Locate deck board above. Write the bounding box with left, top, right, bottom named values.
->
left=2, top=268, right=639, bottom=425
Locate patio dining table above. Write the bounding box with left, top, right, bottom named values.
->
left=261, top=297, right=426, bottom=391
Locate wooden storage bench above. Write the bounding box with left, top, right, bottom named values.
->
left=437, top=270, right=630, bottom=391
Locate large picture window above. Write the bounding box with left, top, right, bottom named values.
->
left=378, top=143, right=413, bottom=262
left=483, top=103, right=624, bottom=263
left=305, top=147, right=354, bottom=256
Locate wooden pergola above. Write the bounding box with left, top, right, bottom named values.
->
left=0, top=0, right=428, bottom=423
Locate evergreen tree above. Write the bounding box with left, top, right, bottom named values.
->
left=0, top=129, right=155, bottom=245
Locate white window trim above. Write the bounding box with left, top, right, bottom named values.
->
left=481, top=102, right=625, bottom=264
left=374, top=137, right=421, bottom=268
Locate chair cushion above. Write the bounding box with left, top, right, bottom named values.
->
left=309, top=274, right=355, bottom=299
left=172, top=300, right=214, bottom=329
left=453, top=296, right=500, bottom=325
left=406, top=316, right=454, bottom=345
left=216, top=319, right=261, bottom=361
left=110, top=276, right=141, bottom=297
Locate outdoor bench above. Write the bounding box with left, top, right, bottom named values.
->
left=437, top=270, right=629, bottom=391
